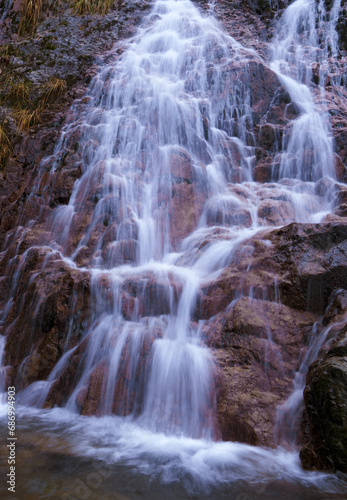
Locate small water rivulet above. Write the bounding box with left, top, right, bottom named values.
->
left=0, top=0, right=346, bottom=497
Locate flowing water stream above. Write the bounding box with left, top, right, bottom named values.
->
left=0, top=0, right=346, bottom=497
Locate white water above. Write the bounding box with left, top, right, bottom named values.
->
left=270, top=0, right=342, bottom=183
left=271, top=0, right=342, bottom=84
left=0, top=402, right=345, bottom=498
left=0, top=0, right=346, bottom=495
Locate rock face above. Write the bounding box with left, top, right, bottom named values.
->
left=196, top=222, right=347, bottom=320
left=300, top=290, right=347, bottom=472
left=1, top=247, right=91, bottom=390
left=0, top=0, right=151, bottom=242
left=210, top=0, right=347, bottom=186
left=198, top=222, right=347, bottom=448
left=204, top=297, right=318, bottom=446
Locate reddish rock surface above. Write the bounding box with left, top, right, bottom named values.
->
left=2, top=249, right=91, bottom=390
left=203, top=297, right=318, bottom=446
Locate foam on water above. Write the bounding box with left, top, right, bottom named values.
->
left=3, top=404, right=344, bottom=496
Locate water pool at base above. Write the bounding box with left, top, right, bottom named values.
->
left=0, top=406, right=346, bottom=499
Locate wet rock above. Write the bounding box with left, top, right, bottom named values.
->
left=111, top=331, right=155, bottom=416
left=334, top=154, right=347, bottom=183
left=79, top=362, right=108, bottom=416
left=169, top=148, right=194, bottom=182
left=121, top=272, right=182, bottom=318
left=272, top=222, right=347, bottom=314
left=334, top=203, right=347, bottom=218
left=3, top=249, right=90, bottom=389
left=204, top=296, right=316, bottom=354
left=203, top=297, right=317, bottom=445
left=253, top=156, right=273, bottom=183
left=195, top=221, right=347, bottom=324
left=193, top=221, right=347, bottom=447
left=168, top=182, right=206, bottom=249
left=257, top=199, right=295, bottom=225
left=215, top=347, right=282, bottom=445
left=103, top=238, right=138, bottom=266
left=205, top=202, right=252, bottom=228
left=49, top=165, right=83, bottom=207
left=314, top=176, right=335, bottom=197
left=207, top=0, right=271, bottom=58
left=322, top=289, right=347, bottom=326
left=336, top=7, right=347, bottom=52
left=44, top=352, right=86, bottom=409
left=248, top=61, right=285, bottom=125
left=0, top=0, right=151, bottom=246
left=258, top=124, right=276, bottom=150
left=328, top=86, right=347, bottom=175
left=66, top=328, right=157, bottom=416
left=301, top=322, right=347, bottom=472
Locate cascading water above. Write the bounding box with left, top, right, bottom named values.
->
left=0, top=0, right=346, bottom=497
left=270, top=0, right=339, bottom=184
left=269, top=0, right=346, bottom=448
left=271, top=0, right=343, bottom=85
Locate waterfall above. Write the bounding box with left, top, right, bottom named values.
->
left=0, top=0, right=346, bottom=495
left=270, top=0, right=345, bottom=447
left=2, top=0, right=342, bottom=432
left=270, top=0, right=341, bottom=183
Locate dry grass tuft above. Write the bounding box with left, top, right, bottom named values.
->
left=14, top=107, right=42, bottom=132
left=40, top=77, right=67, bottom=107
left=4, top=76, right=32, bottom=107
left=0, top=123, right=12, bottom=170
left=12, top=77, right=67, bottom=133
left=0, top=45, right=10, bottom=63
left=18, top=0, right=43, bottom=35
left=74, top=0, right=113, bottom=15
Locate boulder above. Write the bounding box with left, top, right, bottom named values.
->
left=257, top=199, right=295, bottom=226
left=300, top=322, right=347, bottom=472
left=3, top=248, right=90, bottom=389
left=201, top=297, right=317, bottom=446
left=271, top=222, right=347, bottom=314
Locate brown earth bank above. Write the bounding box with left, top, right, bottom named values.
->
left=0, top=0, right=346, bottom=475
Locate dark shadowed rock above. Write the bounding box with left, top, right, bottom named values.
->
left=301, top=323, right=347, bottom=472
left=300, top=289, right=347, bottom=472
